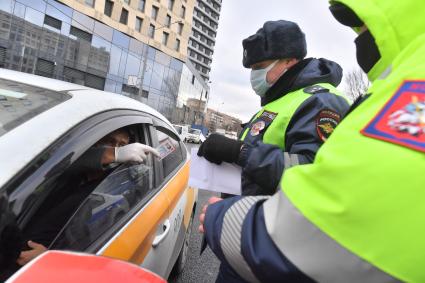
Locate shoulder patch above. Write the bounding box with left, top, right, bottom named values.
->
left=316, top=109, right=341, bottom=141
left=361, top=81, right=425, bottom=153
left=304, top=85, right=329, bottom=95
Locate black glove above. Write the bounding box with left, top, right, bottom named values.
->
left=197, top=134, right=243, bottom=165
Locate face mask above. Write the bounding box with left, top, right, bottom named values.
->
left=250, top=60, right=279, bottom=97
left=355, top=30, right=381, bottom=74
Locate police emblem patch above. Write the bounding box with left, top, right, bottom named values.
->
left=250, top=120, right=266, bottom=136
left=260, top=110, right=278, bottom=123
left=361, top=81, right=425, bottom=152
left=316, top=109, right=341, bottom=141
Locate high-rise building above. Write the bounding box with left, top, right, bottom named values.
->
left=0, top=0, right=209, bottom=124
left=188, top=0, right=221, bottom=81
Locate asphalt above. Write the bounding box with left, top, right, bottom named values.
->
left=169, top=143, right=220, bottom=283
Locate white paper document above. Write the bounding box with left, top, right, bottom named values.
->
left=189, top=148, right=242, bottom=195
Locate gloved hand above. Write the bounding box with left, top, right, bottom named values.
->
left=115, top=143, right=160, bottom=163
left=197, top=134, right=243, bottom=165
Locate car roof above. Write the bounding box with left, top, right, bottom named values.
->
left=0, top=69, right=174, bottom=189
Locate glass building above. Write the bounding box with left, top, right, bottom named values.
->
left=0, top=0, right=208, bottom=122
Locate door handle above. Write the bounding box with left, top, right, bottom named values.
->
left=152, top=219, right=171, bottom=248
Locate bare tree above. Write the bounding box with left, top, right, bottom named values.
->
left=344, top=68, right=370, bottom=101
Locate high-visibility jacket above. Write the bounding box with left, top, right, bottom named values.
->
left=236, top=58, right=349, bottom=196
left=203, top=0, right=425, bottom=282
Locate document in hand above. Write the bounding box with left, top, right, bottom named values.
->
left=189, top=148, right=242, bottom=195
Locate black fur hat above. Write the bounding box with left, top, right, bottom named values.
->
left=242, top=20, right=307, bottom=68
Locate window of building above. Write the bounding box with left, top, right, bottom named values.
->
left=177, top=23, right=183, bottom=35
left=191, top=75, right=195, bottom=84
left=44, top=15, right=62, bottom=30
left=123, top=0, right=131, bottom=5
left=135, top=17, right=143, bottom=32
left=35, top=58, right=55, bottom=78
left=85, top=0, right=95, bottom=8
left=151, top=6, right=159, bottom=20
left=0, top=47, right=6, bottom=68
left=162, top=32, right=169, bottom=45
left=168, top=0, right=175, bottom=10
left=180, top=5, right=186, bottom=18
left=85, top=73, right=105, bottom=90
left=138, top=0, right=145, bottom=12
left=174, top=39, right=180, bottom=51
left=165, top=14, right=171, bottom=27
left=104, top=0, right=113, bottom=17
left=70, top=26, right=93, bottom=42
left=148, top=24, right=155, bottom=38
left=122, top=84, right=139, bottom=95
left=141, top=89, right=149, bottom=98
left=120, top=8, right=129, bottom=24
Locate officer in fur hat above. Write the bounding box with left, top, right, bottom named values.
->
left=198, top=20, right=350, bottom=197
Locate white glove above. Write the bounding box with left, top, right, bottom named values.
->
left=115, top=143, right=160, bottom=163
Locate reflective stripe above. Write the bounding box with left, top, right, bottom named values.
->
left=263, top=190, right=399, bottom=283
left=283, top=152, right=300, bottom=169
left=220, top=196, right=269, bottom=283
left=378, top=65, right=392, bottom=80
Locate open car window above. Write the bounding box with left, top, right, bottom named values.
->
left=50, top=161, right=154, bottom=251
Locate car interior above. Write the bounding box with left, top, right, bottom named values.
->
left=0, top=124, right=156, bottom=279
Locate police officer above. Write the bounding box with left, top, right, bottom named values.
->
left=198, top=20, right=350, bottom=196
left=199, top=0, right=425, bottom=282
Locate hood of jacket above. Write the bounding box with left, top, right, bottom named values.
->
left=330, top=0, right=425, bottom=82
left=261, top=57, right=343, bottom=106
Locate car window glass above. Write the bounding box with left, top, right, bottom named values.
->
left=0, top=78, right=70, bottom=137
left=51, top=161, right=154, bottom=251
left=47, top=125, right=154, bottom=251
left=4, top=124, right=154, bottom=255
left=156, top=127, right=183, bottom=177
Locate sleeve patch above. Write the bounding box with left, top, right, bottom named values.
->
left=361, top=81, right=425, bottom=153
left=316, top=109, right=341, bottom=142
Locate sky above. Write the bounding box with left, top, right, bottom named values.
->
left=207, top=0, right=360, bottom=121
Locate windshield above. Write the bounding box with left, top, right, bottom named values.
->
left=0, top=78, right=70, bottom=137
left=189, top=129, right=201, bottom=134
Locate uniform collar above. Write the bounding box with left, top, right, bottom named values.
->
left=261, top=58, right=312, bottom=106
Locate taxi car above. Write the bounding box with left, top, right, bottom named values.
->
left=0, top=69, right=197, bottom=280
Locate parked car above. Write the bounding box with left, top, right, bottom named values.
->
left=172, top=124, right=189, bottom=142
left=0, top=69, right=197, bottom=281
left=185, top=128, right=202, bottom=144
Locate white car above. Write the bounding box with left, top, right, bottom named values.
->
left=172, top=124, right=189, bottom=142
left=185, top=128, right=202, bottom=144
left=0, top=69, right=197, bottom=281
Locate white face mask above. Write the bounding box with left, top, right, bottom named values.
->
left=250, top=60, right=279, bottom=97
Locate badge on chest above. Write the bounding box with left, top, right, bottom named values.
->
left=249, top=110, right=278, bottom=136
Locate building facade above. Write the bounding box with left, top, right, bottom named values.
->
left=0, top=0, right=209, bottom=123
left=205, top=108, right=241, bottom=134
left=187, top=0, right=221, bottom=81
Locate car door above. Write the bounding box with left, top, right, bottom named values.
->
left=138, top=120, right=195, bottom=278
left=0, top=110, right=169, bottom=279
